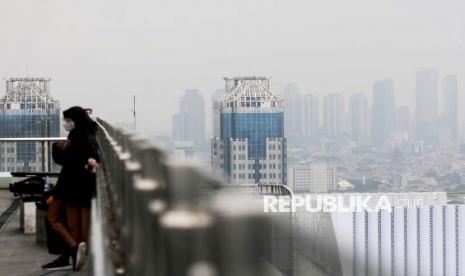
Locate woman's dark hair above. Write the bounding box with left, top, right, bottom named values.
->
left=63, top=106, right=96, bottom=133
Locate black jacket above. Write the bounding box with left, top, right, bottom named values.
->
left=53, top=128, right=100, bottom=207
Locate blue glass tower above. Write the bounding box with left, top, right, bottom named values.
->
left=0, top=78, right=60, bottom=172
left=212, top=77, right=286, bottom=185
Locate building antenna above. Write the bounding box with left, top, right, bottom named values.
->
left=132, top=94, right=137, bottom=132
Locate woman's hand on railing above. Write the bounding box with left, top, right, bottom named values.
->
left=56, top=139, right=71, bottom=150
left=85, top=158, right=100, bottom=172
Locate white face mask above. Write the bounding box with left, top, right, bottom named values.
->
left=63, top=120, right=75, bottom=131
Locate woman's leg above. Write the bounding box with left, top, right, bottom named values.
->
left=66, top=205, right=82, bottom=246
left=47, top=200, right=77, bottom=248
left=80, top=207, right=90, bottom=245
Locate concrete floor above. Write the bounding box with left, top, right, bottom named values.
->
left=0, top=190, right=89, bottom=276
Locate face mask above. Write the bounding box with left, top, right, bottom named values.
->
left=63, top=120, right=75, bottom=131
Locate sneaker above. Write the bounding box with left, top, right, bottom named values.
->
left=74, top=242, right=87, bottom=271
left=42, top=255, right=72, bottom=271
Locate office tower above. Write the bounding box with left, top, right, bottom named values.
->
left=443, top=74, right=458, bottom=143
left=211, top=77, right=286, bottom=185
left=288, top=163, right=335, bottom=193
left=173, top=89, right=206, bottom=147
left=211, top=89, right=225, bottom=139
left=349, top=93, right=369, bottom=143
left=323, top=94, right=345, bottom=138
left=415, top=69, right=438, bottom=144
left=283, top=83, right=300, bottom=137
left=0, top=78, right=60, bottom=172
left=303, top=94, right=319, bottom=138
left=395, top=105, right=410, bottom=133
left=283, top=84, right=319, bottom=139
left=371, top=79, right=395, bottom=146
left=172, top=113, right=190, bottom=141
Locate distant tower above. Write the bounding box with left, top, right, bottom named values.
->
left=0, top=78, right=60, bottom=172
left=172, top=113, right=190, bottom=141
left=395, top=106, right=410, bottom=134
left=211, top=89, right=225, bottom=139
left=211, top=77, right=286, bottom=185
left=283, top=83, right=299, bottom=137
left=371, top=79, right=395, bottom=146
left=172, top=89, right=206, bottom=147
left=303, top=94, right=319, bottom=138
left=350, top=93, right=369, bottom=144
left=415, top=69, right=438, bottom=144
left=323, top=94, right=345, bottom=138
left=443, top=74, right=458, bottom=143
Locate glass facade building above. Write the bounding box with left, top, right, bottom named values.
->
left=0, top=78, right=60, bottom=172
left=212, top=77, right=286, bottom=185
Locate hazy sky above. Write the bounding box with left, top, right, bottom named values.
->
left=1, top=0, right=464, bottom=136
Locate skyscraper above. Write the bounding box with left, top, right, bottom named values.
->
left=415, top=69, right=438, bottom=144
left=211, top=77, right=286, bottom=185
left=172, top=113, right=190, bottom=141
left=395, top=105, right=410, bottom=134
left=303, top=94, right=319, bottom=138
left=283, top=84, right=319, bottom=140
left=371, top=79, right=395, bottom=146
left=0, top=78, right=60, bottom=172
left=323, top=94, right=344, bottom=138
left=172, top=89, right=206, bottom=147
left=211, top=89, right=225, bottom=139
left=443, top=74, right=458, bottom=143
left=349, top=93, right=369, bottom=144
left=283, top=83, right=299, bottom=137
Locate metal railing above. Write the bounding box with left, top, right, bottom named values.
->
left=92, top=118, right=302, bottom=276
left=0, top=121, right=338, bottom=276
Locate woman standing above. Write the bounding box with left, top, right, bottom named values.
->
left=45, top=106, right=100, bottom=271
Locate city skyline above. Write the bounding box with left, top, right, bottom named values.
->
left=170, top=69, right=461, bottom=150
left=1, top=0, right=464, bottom=137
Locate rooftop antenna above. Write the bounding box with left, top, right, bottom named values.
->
left=132, top=94, right=137, bottom=133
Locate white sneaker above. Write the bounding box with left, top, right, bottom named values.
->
left=74, top=242, right=87, bottom=271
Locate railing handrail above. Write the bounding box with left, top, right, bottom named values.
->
left=92, top=117, right=301, bottom=276
left=0, top=137, right=66, bottom=142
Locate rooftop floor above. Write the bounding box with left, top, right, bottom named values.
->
left=0, top=190, right=89, bottom=276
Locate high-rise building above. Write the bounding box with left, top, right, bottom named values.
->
left=371, top=79, right=395, bottom=146
left=323, top=94, right=345, bottom=138
left=172, top=113, right=190, bottom=141
left=303, top=94, right=319, bottom=138
left=211, top=89, right=225, bottom=139
left=173, top=89, right=206, bottom=147
left=288, top=163, right=335, bottom=193
left=395, top=105, right=410, bottom=134
left=415, top=69, right=438, bottom=144
left=283, top=83, right=301, bottom=137
left=349, top=93, right=369, bottom=144
left=211, top=77, right=286, bottom=185
left=0, top=78, right=60, bottom=172
left=283, top=85, right=319, bottom=140
left=443, top=74, right=458, bottom=143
